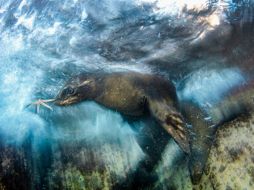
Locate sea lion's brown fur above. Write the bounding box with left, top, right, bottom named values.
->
left=54, top=72, right=190, bottom=153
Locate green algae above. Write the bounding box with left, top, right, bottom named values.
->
left=48, top=164, right=113, bottom=190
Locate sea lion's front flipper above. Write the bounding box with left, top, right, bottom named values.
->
left=181, top=101, right=218, bottom=184
left=148, top=100, right=190, bottom=154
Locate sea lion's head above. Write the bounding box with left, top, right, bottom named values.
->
left=55, top=74, right=99, bottom=106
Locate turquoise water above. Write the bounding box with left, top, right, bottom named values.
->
left=0, top=0, right=253, bottom=189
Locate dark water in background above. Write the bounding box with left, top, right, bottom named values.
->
left=0, top=0, right=253, bottom=189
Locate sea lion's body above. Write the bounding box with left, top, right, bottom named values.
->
left=55, top=72, right=189, bottom=153
left=94, top=73, right=177, bottom=116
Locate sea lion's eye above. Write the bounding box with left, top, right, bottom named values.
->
left=63, top=87, right=75, bottom=96
left=68, top=88, right=75, bottom=95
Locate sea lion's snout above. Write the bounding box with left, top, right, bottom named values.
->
left=54, top=99, right=77, bottom=106
left=55, top=76, right=96, bottom=106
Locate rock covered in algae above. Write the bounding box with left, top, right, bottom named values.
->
left=0, top=136, right=33, bottom=190
left=46, top=140, right=135, bottom=190
left=48, top=164, right=112, bottom=190
left=155, top=114, right=254, bottom=190
left=0, top=111, right=253, bottom=190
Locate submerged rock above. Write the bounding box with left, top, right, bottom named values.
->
left=0, top=109, right=253, bottom=190
left=200, top=115, right=254, bottom=190
left=155, top=114, right=254, bottom=190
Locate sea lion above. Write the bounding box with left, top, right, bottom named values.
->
left=53, top=72, right=190, bottom=153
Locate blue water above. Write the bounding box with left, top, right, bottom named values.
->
left=0, top=0, right=253, bottom=189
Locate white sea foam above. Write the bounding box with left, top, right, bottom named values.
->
left=177, top=68, right=246, bottom=106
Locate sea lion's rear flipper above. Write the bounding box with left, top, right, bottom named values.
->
left=148, top=100, right=190, bottom=154
left=181, top=101, right=218, bottom=184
